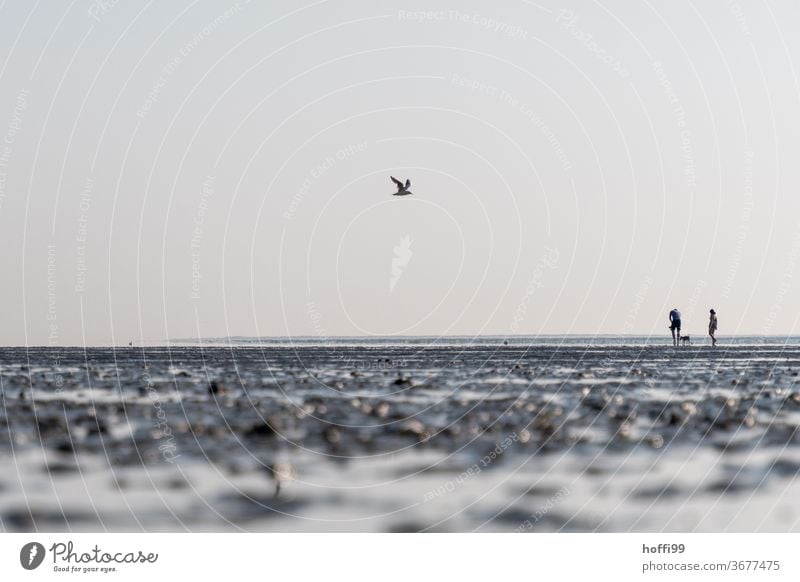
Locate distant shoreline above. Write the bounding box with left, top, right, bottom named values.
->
left=5, top=334, right=800, bottom=349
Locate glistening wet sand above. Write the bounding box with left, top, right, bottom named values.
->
left=2, top=342, right=800, bottom=531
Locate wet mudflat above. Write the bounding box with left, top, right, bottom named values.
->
left=2, top=342, right=800, bottom=532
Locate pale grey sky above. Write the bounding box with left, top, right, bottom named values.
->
left=1, top=0, right=800, bottom=345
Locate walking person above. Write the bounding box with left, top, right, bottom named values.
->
left=669, top=307, right=681, bottom=346
left=709, top=309, right=718, bottom=347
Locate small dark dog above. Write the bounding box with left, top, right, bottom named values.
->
left=679, top=335, right=691, bottom=346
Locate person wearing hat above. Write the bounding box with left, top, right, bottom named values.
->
left=708, top=309, right=718, bottom=347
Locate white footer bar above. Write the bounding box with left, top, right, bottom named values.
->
left=1, top=533, right=796, bottom=580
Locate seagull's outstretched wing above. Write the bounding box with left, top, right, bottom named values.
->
left=390, top=176, right=404, bottom=189
left=404, top=179, right=411, bottom=190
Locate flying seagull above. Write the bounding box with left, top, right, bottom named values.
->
left=390, top=176, right=413, bottom=196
